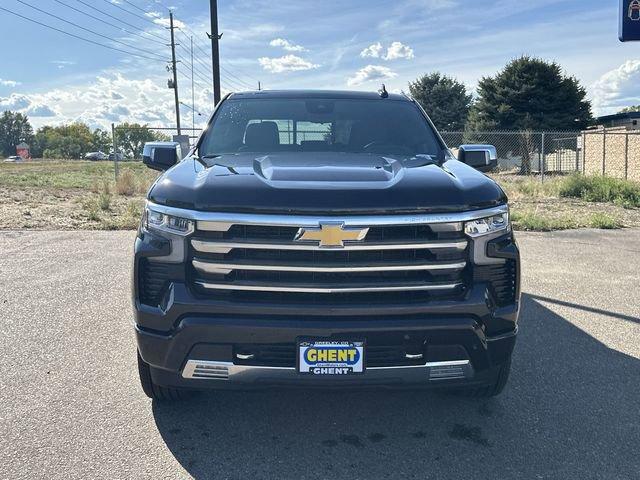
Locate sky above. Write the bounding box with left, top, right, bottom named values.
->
left=0, top=0, right=639, bottom=131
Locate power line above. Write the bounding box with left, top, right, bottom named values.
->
left=177, top=30, right=253, bottom=90
left=0, top=5, right=167, bottom=63
left=16, top=0, right=166, bottom=60
left=220, top=65, right=254, bottom=90
left=73, top=0, right=167, bottom=43
left=52, top=0, right=164, bottom=46
left=99, top=0, right=160, bottom=26
left=120, top=0, right=162, bottom=15
left=176, top=45, right=216, bottom=82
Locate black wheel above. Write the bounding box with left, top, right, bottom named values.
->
left=137, top=350, right=193, bottom=401
left=458, top=355, right=512, bottom=398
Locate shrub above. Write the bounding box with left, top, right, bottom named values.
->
left=115, top=169, right=137, bottom=196
left=98, top=192, right=111, bottom=211
left=589, top=213, right=622, bottom=229
left=91, top=177, right=111, bottom=195
left=559, top=175, right=640, bottom=207
left=510, top=210, right=577, bottom=231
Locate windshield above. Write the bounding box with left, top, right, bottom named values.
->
left=199, top=97, right=443, bottom=157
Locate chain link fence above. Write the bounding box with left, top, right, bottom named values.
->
left=441, top=130, right=640, bottom=182
left=441, top=131, right=583, bottom=178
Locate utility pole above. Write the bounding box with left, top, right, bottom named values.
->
left=169, top=11, right=181, bottom=135
left=190, top=36, right=195, bottom=131
left=209, top=0, right=221, bottom=105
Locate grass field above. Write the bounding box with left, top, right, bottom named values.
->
left=1, top=160, right=639, bottom=231
left=0, top=160, right=157, bottom=230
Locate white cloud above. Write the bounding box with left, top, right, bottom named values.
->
left=359, top=42, right=414, bottom=61
left=153, top=17, right=185, bottom=28
left=0, top=94, right=31, bottom=110
left=347, top=65, right=397, bottom=87
left=360, top=42, right=383, bottom=58
left=0, top=78, right=21, bottom=87
left=383, top=41, right=414, bottom=60
left=0, top=72, right=216, bottom=130
left=258, top=55, right=320, bottom=73
left=269, top=38, right=307, bottom=52
left=591, top=60, right=640, bottom=116
left=50, top=61, right=76, bottom=70
left=26, top=105, right=57, bottom=117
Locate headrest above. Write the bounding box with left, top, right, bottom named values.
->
left=244, top=121, right=280, bottom=149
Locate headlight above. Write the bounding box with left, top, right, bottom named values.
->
left=464, top=212, right=509, bottom=237
left=143, top=206, right=194, bottom=236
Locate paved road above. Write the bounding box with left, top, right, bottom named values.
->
left=1, top=229, right=639, bottom=480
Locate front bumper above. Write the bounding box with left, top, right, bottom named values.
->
left=136, top=315, right=517, bottom=389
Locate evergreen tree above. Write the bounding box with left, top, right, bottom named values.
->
left=409, top=73, right=472, bottom=131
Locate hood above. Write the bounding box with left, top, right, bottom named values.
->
left=148, top=152, right=507, bottom=214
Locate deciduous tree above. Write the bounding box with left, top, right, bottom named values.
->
left=0, top=111, right=34, bottom=157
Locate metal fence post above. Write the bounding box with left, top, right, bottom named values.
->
left=112, top=123, right=119, bottom=180
left=581, top=132, right=586, bottom=174
left=624, top=132, right=629, bottom=180
left=602, top=130, right=606, bottom=176
left=540, top=132, right=545, bottom=183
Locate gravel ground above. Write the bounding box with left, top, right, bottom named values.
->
left=1, top=229, right=639, bottom=480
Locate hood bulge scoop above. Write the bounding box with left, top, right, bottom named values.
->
left=252, top=153, right=405, bottom=189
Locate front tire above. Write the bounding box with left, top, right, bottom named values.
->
left=137, top=350, right=193, bottom=401
left=459, top=356, right=512, bottom=398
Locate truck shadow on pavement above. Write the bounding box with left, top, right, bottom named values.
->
left=152, top=294, right=640, bottom=479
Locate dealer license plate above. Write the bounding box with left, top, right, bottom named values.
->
left=297, top=340, right=365, bottom=375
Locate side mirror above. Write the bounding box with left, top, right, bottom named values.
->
left=457, top=144, right=497, bottom=172
left=142, top=142, right=182, bottom=171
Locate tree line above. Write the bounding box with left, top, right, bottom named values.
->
left=0, top=114, right=168, bottom=159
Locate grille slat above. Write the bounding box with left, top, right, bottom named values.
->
left=189, top=218, right=469, bottom=302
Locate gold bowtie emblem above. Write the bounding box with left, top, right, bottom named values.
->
left=295, top=224, right=369, bottom=248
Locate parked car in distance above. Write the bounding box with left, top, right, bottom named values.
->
left=4, top=155, right=24, bottom=163
left=133, top=89, right=519, bottom=401
left=85, top=151, right=108, bottom=161
left=108, top=152, right=125, bottom=161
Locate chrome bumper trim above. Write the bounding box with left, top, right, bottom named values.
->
left=190, top=239, right=468, bottom=253
left=146, top=201, right=508, bottom=228
left=192, top=259, right=467, bottom=274
left=182, top=360, right=473, bottom=382
left=194, top=280, right=463, bottom=294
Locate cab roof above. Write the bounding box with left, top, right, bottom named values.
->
left=229, top=89, right=410, bottom=101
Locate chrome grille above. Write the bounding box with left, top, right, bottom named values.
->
left=187, top=215, right=469, bottom=302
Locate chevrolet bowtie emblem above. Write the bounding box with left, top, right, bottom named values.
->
left=295, top=224, right=369, bottom=248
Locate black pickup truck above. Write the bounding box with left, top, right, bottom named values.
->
left=133, top=89, right=520, bottom=400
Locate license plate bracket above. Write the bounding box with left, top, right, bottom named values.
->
left=297, top=339, right=365, bottom=375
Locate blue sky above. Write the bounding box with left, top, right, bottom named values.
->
left=1, top=0, right=639, bottom=130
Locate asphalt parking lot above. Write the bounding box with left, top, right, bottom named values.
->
left=1, top=229, right=639, bottom=479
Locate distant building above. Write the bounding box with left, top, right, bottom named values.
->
left=595, top=112, right=640, bottom=130
left=16, top=142, right=31, bottom=159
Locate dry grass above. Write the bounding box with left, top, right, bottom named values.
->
left=493, top=173, right=640, bottom=230
left=115, top=169, right=137, bottom=196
